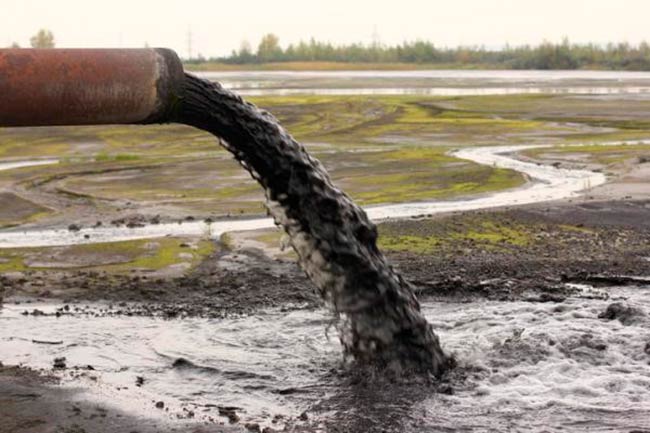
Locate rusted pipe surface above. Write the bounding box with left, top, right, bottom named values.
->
left=0, top=48, right=184, bottom=126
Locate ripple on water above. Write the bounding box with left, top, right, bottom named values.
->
left=2, top=286, right=650, bottom=431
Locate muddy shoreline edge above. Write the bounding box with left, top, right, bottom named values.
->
left=1, top=197, right=649, bottom=432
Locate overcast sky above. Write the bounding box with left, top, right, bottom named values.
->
left=3, top=0, right=649, bottom=57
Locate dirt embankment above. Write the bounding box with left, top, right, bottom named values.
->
left=3, top=199, right=649, bottom=315
left=385, top=199, right=650, bottom=301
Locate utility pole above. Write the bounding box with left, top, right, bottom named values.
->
left=187, top=26, right=193, bottom=60
left=372, top=25, right=381, bottom=49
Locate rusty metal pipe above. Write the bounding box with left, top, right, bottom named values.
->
left=0, top=48, right=184, bottom=126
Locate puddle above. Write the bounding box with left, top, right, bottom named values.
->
left=2, top=285, right=650, bottom=431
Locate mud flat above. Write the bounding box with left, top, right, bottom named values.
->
left=0, top=143, right=606, bottom=248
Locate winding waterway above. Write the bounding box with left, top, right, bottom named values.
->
left=0, top=144, right=605, bottom=248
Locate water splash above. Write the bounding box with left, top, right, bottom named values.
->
left=172, top=73, right=452, bottom=374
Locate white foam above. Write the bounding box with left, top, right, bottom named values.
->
left=2, top=286, right=649, bottom=430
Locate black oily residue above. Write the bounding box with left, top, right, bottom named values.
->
left=172, top=74, right=453, bottom=376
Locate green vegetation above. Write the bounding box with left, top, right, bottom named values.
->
left=0, top=237, right=215, bottom=273
left=376, top=210, right=617, bottom=258
left=378, top=217, right=534, bottom=254
left=0, top=253, right=26, bottom=272
left=29, top=28, right=55, bottom=49
left=94, top=153, right=141, bottom=162
left=2, top=92, right=650, bottom=227
left=188, top=35, right=650, bottom=71
left=343, top=148, right=523, bottom=205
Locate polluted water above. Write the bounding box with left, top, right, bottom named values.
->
left=2, top=73, right=650, bottom=432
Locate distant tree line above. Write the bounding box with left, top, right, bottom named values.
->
left=7, top=29, right=55, bottom=49
left=191, top=34, right=650, bottom=70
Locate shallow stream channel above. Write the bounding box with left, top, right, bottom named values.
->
left=0, top=144, right=606, bottom=248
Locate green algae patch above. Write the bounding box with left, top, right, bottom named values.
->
left=0, top=237, right=215, bottom=274
left=378, top=234, right=442, bottom=254
left=378, top=214, right=537, bottom=254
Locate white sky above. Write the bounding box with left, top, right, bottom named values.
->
left=2, top=0, right=649, bottom=58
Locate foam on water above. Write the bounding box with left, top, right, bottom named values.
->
left=1, top=285, right=649, bottom=431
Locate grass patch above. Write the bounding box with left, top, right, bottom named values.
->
left=378, top=234, right=442, bottom=254
left=378, top=215, right=535, bottom=254
left=94, top=153, right=141, bottom=162
left=0, top=237, right=215, bottom=274
left=0, top=252, right=27, bottom=272
left=455, top=221, right=531, bottom=246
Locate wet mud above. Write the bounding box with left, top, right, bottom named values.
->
left=2, top=199, right=650, bottom=432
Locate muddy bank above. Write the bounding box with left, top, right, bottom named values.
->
left=3, top=199, right=649, bottom=316
left=0, top=364, right=237, bottom=433
left=2, top=199, right=650, bottom=432
left=386, top=199, right=650, bottom=301
left=1, top=249, right=318, bottom=318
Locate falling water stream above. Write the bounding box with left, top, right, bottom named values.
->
left=172, top=73, right=451, bottom=374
